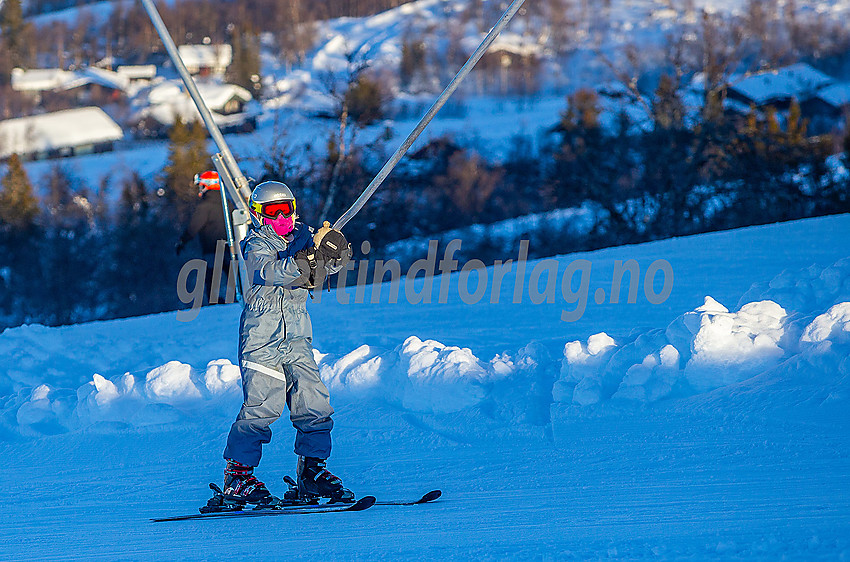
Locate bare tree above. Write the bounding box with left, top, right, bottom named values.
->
left=317, top=51, right=370, bottom=224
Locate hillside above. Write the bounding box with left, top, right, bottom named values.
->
left=17, top=0, right=850, bottom=190
left=1, top=214, right=848, bottom=559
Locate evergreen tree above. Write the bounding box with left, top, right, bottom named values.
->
left=400, top=39, right=426, bottom=90
left=0, top=0, right=30, bottom=84
left=108, top=173, right=182, bottom=318
left=228, top=26, right=263, bottom=100
left=34, top=166, right=103, bottom=325
left=0, top=153, right=39, bottom=328
left=162, top=118, right=211, bottom=217
left=843, top=117, right=850, bottom=171
left=651, top=75, right=685, bottom=131
left=0, top=154, right=38, bottom=232
left=344, top=73, right=386, bottom=126
left=552, top=89, right=604, bottom=207
left=640, top=122, right=701, bottom=237
left=163, top=117, right=191, bottom=199
left=834, top=119, right=850, bottom=212
left=553, top=91, right=638, bottom=243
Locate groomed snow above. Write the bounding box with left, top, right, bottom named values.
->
left=1, top=214, right=849, bottom=559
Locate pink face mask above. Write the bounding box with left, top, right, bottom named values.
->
left=263, top=215, right=295, bottom=236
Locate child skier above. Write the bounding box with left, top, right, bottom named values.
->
left=221, top=180, right=352, bottom=505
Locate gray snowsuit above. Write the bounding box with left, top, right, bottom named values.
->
left=223, top=223, right=335, bottom=466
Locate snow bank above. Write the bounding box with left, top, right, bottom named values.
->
left=552, top=257, right=850, bottom=427
left=801, top=302, right=850, bottom=346
left=737, top=257, right=850, bottom=314
left=317, top=336, right=493, bottom=414
left=4, top=334, right=553, bottom=436
left=10, top=360, right=241, bottom=435
left=4, top=256, right=849, bottom=440
left=553, top=298, right=791, bottom=407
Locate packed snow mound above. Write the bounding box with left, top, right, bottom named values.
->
left=13, top=360, right=241, bottom=435
left=684, top=299, right=787, bottom=392
left=801, top=302, right=850, bottom=346
left=553, top=258, right=850, bottom=411
left=738, top=257, right=850, bottom=314
left=554, top=297, right=787, bottom=406
left=4, top=253, right=850, bottom=438
left=7, top=335, right=549, bottom=436
left=614, top=344, right=681, bottom=403
left=555, top=298, right=802, bottom=406
left=553, top=332, right=618, bottom=406
left=317, top=336, right=493, bottom=414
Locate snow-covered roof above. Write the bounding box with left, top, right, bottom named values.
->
left=10, top=68, right=75, bottom=92
left=133, top=81, right=253, bottom=127
left=196, top=83, right=252, bottom=108
left=62, top=67, right=131, bottom=92
left=723, top=97, right=753, bottom=114
left=116, top=65, right=157, bottom=80
left=177, top=44, right=233, bottom=70
left=137, top=103, right=249, bottom=129
left=10, top=66, right=130, bottom=93
left=142, top=81, right=251, bottom=111
left=0, top=107, right=124, bottom=159
left=146, top=81, right=183, bottom=105
left=729, top=63, right=834, bottom=105
left=814, top=82, right=850, bottom=109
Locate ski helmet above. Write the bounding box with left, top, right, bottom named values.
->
left=194, top=170, right=220, bottom=196
left=249, top=181, right=297, bottom=237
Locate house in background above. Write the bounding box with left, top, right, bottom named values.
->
left=54, top=67, right=131, bottom=105
left=177, top=44, right=232, bottom=76
left=10, top=68, right=75, bottom=104
left=116, top=65, right=158, bottom=83
left=11, top=66, right=134, bottom=109
left=687, top=62, right=848, bottom=134
left=129, top=81, right=256, bottom=138
left=0, top=107, right=124, bottom=161
left=725, top=63, right=834, bottom=111
left=801, top=82, right=850, bottom=134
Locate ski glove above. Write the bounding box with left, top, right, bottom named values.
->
left=313, top=221, right=351, bottom=266
left=292, top=247, right=323, bottom=289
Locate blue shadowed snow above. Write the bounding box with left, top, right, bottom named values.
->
left=0, top=214, right=849, bottom=559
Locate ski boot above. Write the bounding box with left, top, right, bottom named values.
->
left=222, top=459, right=274, bottom=506
left=297, top=456, right=355, bottom=503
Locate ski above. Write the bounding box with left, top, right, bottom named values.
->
left=227, top=488, right=442, bottom=510
left=374, top=489, right=442, bottom=506
left=151, top=495, right=375, bottom=522
left=259, top=488, right=441, bottom=508
left=273, top=476, right=439, bottom=507
left=151, top=484, right=441, bottom=522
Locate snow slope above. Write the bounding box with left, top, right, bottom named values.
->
left=1, top=214, right=849, bottom=559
